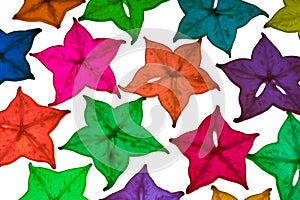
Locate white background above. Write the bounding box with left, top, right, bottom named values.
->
left=0, top=0, right=299, bottom=199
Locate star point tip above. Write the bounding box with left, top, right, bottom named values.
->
left=17, top=86, right=22, bottom=92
